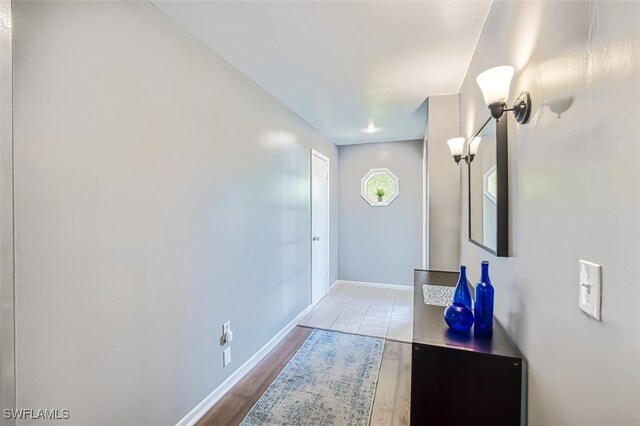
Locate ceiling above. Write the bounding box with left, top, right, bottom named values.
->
left=152, top=1, right=492, bottom=145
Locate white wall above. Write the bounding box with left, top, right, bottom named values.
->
left=13, top=1, right=338, bottom=425
left=426, top=95, right=461, bottom=271
left=338, top=140, right=423, bottom=286
left=459, top=1, right=640, bottom=424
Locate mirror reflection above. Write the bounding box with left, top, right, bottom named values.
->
left=469, top=119, right=497, bottom=251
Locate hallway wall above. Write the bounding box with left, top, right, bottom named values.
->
left=458, top=1, right=640, bottom=424
left=338, top=140, right=423, bottom=286
left=424, top=95, right=461, bottom=271
left=13, top=1, right=338, bottom=424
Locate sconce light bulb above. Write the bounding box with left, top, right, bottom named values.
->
left=476, top=65, right=514, bottom=106
left=447, top=137, right=466, bottom=157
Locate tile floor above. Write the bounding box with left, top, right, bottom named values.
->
left=298, top=282, right=413, bottom=342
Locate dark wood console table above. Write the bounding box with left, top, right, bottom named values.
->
left=411, top=269, right=526, bottom=426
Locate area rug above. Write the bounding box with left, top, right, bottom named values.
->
left=240, top=329, right=384, bottom=426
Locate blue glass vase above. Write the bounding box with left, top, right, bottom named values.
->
left=444, top=266, right=474, bottom=332
left=444, top=303, right=474, bottom=332
left=452, top=265, right=472, bottom=309
left=474, top=261, right=495, bottom=338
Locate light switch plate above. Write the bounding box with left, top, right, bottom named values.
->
left=222, top=321, right=232, bottom=343
left=578, top=260, right=602, bottom=320
left=223, top=347, right=231, bottom=367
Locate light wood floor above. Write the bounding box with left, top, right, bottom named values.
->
left=197, top=326, right=411, bottom=426
left=370, top=340, right=412, bottom=426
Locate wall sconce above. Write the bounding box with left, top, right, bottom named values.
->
left=447, top=136, right=481, bottom=165
left=476, top=65, right=531, bottom=124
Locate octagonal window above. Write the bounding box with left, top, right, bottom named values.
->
left=483, top=165, right=497, bottom=203
left=360, top=168, right=399, bottom=206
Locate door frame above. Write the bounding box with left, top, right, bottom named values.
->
left=0, top=1, right=15, bottom=424
left=310, top=149, right=330, bottom=305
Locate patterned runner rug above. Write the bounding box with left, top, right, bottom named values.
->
left=240, top=329, right=384, bottom=426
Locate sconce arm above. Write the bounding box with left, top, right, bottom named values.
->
left=453, top=154, right=475, bottom=165
left=488, top=92, right=531, bottom=124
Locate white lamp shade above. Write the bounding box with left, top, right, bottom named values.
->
left=476, top=65, right=514, bottom=105
left=469, top=136, right=482, bottom=156
left=447, top=137, right=466, bottom=157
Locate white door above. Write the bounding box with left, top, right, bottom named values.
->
left=311, top=150, right=329, bottom=305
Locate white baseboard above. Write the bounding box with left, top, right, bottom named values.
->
left=176, top=304, right=314, bottom=426
left=328, top=280, right=340, bottom=292
left=333, top=280, right=412, bottom=292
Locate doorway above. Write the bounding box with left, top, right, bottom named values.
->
left=310, top=149, right=329, bottom=306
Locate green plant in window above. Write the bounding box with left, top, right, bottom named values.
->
left=366, top=174, right=394, bottom=202
left=363, top=170, right=397, bottom=206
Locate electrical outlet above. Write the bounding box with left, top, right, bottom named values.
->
left=223, top=347, right=231, bottom=367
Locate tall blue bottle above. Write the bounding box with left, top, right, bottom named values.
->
left=444, top=266, right=474, bottom=332
left=474, top=261, right=494, bottom=337
left=452, top=265, right=472, bottom=309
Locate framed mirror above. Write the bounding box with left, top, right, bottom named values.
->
left=468, top=117, right=508, bottom=256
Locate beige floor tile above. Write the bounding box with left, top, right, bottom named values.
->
left=307, top=304, right=321, bottom=314
left=389, top=316, right=412, bottom=326
left=314, top=304, right=346, bottom=313
left=323, top=294, right=351, bottom=303
left=367, top=306, right=393, bottom=318
left=358, top=325, right=388, bottom=338
left=335, top=286, right=358, bottom=296
left=393, top=300, right=413, bottom=309
left=320, top=299, right=349, bottom=310
left=355, top=287, right=378, bottom=298
left=391, top=308, right=413, bottom=320
left=337, top=311, right=365, bottom=324
left=301, top=311, right=316, bottom=322
left=375, top=288, right=396, bottom=298
left=389, top=318, right=413, bottom=333
left=319, top=300, right=349, bottom=310
left=347, top=297, right=373, bottom=307
left=361, top=315, right=391, bottom=328
left=371, top=293, right=392, bottom=301
left=394, top=291, right=414, bottom=302
left=312, top=308, right=341, bottom=322
left=370, top=298, right=394, bottom=308
left=300, top=284, right=415, bottom=341
left=299, top=314, right=334, bottom=329
left=331, top=321, right=360, bottom=333
left=326, top=289, right=350, bottom=298
left=343, top=303, right=369, bottom=314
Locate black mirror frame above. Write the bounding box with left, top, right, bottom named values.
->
left=467, top=116, right=509, bottom=257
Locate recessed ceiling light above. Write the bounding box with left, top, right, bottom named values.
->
left=362, top=120, right=381, bottom=134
